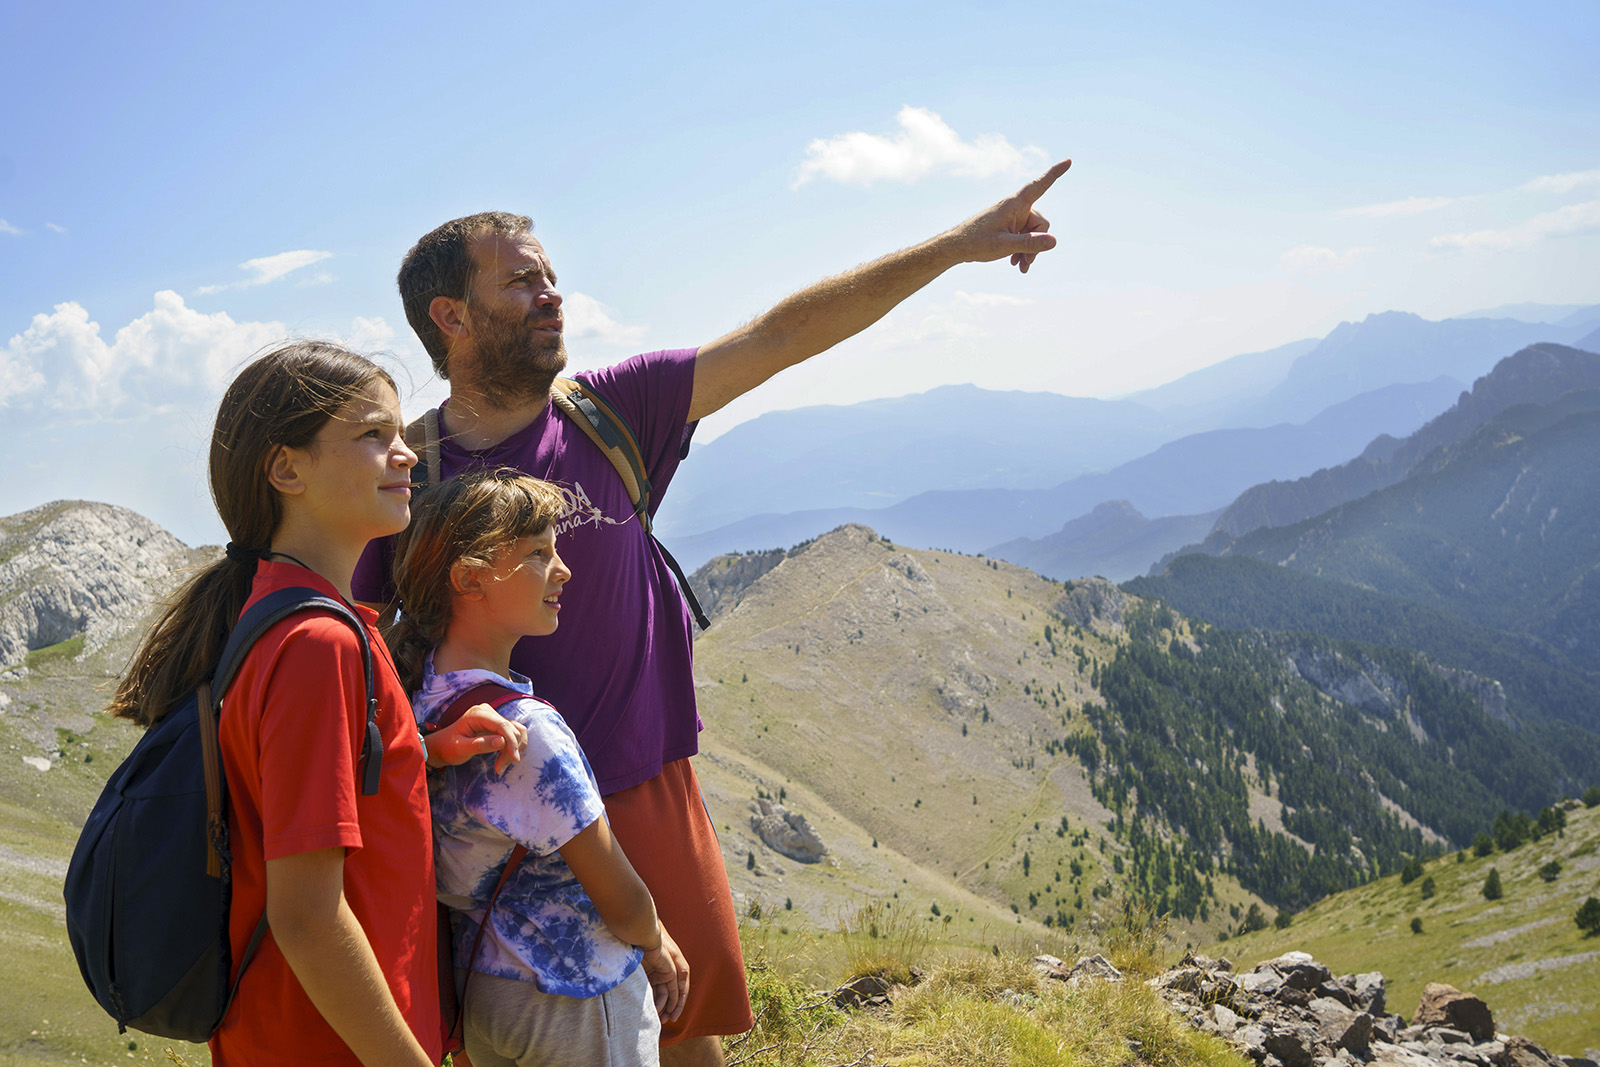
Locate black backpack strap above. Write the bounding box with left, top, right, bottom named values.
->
left=550, top=378, right=711, bottom=631
left=213, top=587, right=384, bottom=797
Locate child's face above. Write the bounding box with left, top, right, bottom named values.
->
left=478, top=527, right=571, bottom=637
left=282, top=379, right=415, bottom=547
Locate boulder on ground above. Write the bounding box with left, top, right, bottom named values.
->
left=1414, top=983, right=1495, bottom=1042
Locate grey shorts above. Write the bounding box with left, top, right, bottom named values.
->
left=459, top=965, right=661, bottom=1067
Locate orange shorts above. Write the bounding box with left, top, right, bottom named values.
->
left=603, top=758, right=754, bottom=1045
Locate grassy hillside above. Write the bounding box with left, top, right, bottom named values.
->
left=0, top=630, right=212, bottom=1067
left=1210, top=800, right=1600, bottom=1058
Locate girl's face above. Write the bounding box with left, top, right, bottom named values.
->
left=281, top=379, right=415, bottom=548
left=475, top=527, right=571, bottom=638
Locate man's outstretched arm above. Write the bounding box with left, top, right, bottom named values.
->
left=688, top=159, right=1071, bottom=422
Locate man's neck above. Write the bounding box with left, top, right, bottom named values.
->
left=438, top=385, right=553, bottom=452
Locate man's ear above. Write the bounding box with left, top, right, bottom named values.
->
left=430, top=295, right=470, bottom=342
left=449, top=558, right=486, bottom=600
left=265, top=445, right=308, bottom=497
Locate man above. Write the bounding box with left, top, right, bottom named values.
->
left=354, top=159, right=1070, bottom=1066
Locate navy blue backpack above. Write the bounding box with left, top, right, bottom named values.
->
left=63, top=587, right=384, bottom=1041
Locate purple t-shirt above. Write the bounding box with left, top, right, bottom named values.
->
left=354, top=348, right=700, bottom=794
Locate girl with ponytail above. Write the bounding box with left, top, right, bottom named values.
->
left=108, top=341, right=522, bottom=1067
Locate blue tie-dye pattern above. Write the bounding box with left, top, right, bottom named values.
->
left=414, top=659, right=642, bottom=997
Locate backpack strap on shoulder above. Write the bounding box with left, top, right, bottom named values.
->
left=211, top=588, right=384, bottom=813
left=550, top=378, right=653, bottom=528
left=549, top=378, right=711, bottom=631
left=424, top=682, right=523, bottom=735
left=404, top=408, right=444, bottom=493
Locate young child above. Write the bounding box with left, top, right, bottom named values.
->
left=386, top=469, right=690, bottom=1067
left=107, top=341, right=523, bottom=1067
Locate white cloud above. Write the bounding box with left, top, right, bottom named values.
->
left=1278, top=245, right=1373, bottom=274
left=1518, top=168, right=1600, bottom=195
left=1430, top=198, right=1600, bottom=252
left=1339, top=195, right=1458, bottom=219
left=346, top=315, right=397, bottom=353
left=563, top=292, right=648, bottom=346
left=793, top=106, right=1045, bottom=188
left=954, top=290, right=1032, bottom=308
left=196, top=249, right=334, bottom=294
left=45, top=222, right=67, bottom=234
left=1, top=292, right=284, bottom=422
left=0, top=219, right=22, bottom=236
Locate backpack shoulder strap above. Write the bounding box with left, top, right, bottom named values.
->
left=211, top=588, right=383, bottom=797
left=549, top=378, right=711, bottom=631
left=403, top=408, right=444, bottom=493
left=424, top=682, right=523, bottom=736
left=550, top=377, right=653, bottom=529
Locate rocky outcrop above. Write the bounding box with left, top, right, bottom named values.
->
left=1142, top=951, right=1592, bottom=1067
left=0, top=501, right=213, bottom=667
left=1054, top=577, right=1128, bottom=632
left=688, top=547, right=789, bottom=621
left=749, top=798, right=828, bottom=863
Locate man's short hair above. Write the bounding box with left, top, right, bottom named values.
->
left=398, top=211, right=533, bottom=377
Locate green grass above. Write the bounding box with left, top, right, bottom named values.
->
left=729, top=941, right=1248, bottom=1067
left=21, top=636, right=85, bottom=672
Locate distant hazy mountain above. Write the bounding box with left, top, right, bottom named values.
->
left=1188, top=388, right=1600, bottom=674
left=987, top=501, right=1218, bottom=583
left=1118, top=336, right=1319, bottom=418
left=653, top=386, right=1178, bottom=538
left=1197, top=344, right=1600, bottom=543
left=1229, top=311, right=1588, bottom=427
left=1577, top=323, right=1600, bottom=353
left=664, top=376, right=1462, bottom=571
left=1452, top=301, right=1594, bottom=324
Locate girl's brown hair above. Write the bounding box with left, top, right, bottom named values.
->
left=107, top=341, right=397, bottom=725
left=385, top=469, right=567, bottom=693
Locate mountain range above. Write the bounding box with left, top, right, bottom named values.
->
left=658, top=307, right=1600, bottom=576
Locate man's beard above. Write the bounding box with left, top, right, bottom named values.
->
left=464, top=297, right=569, bottom=409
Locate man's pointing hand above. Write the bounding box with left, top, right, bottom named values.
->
left=952, top=158, right=1072, bottom=274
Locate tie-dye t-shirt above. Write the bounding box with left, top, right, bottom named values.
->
left=414, top=661, right=642, bottom=998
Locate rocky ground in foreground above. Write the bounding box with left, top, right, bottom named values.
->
left=1108, top=950, right=1593, bottom=1067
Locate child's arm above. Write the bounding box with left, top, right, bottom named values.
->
left=266, top=848, right=436, bottom=1067
left=559, top=817, right=690, bottom=1020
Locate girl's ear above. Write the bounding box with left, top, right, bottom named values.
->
left=266, top=444, right=308, bottom=496
left=449, top=558, right=485, bottom=600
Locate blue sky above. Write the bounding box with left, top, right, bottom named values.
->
left=2, top=0, right=1597, bottom=543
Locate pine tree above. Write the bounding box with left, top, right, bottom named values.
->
left=1482, top=867, right=1503, bottom=900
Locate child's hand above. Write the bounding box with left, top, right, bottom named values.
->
left=641, top=925, right=690, bottom=1022
left=426, top=704, right=528, bottom=775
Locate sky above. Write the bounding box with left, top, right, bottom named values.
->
left=2, top=0, right=1597, bottom=545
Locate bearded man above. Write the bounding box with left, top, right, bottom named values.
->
left=355, top=159, right=1071, bottom=1067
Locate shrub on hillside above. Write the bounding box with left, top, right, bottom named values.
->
left=1482, top=868, right=1503, bottom=900
left=1538, top=861, right=1562, bottom=883
left=1410, top=917, right=1424, bottom=934
left=1400, top=856, right=1425, bottom=884
left=1576, top=897, right=1600, bottom=936
left=1420, top=876, right=1436, bottom=899
left=1584, top=785, right=1600, bottom=808
left=1473, top=833, right=1494, bottom=857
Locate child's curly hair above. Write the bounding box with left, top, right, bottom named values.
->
left=384, top=469, right=567, bottom=693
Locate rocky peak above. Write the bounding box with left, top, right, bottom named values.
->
left=0, top=500, right=212, bottom=668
